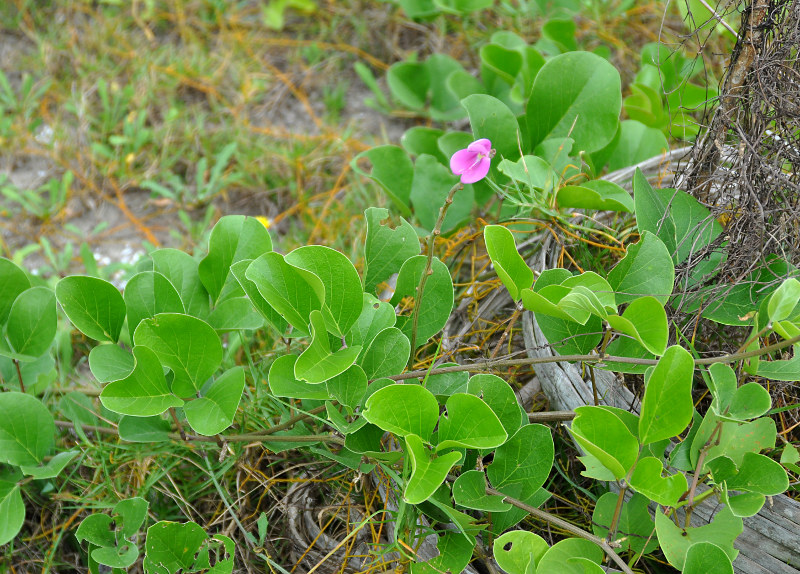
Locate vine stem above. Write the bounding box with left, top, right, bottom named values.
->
left=486, top=487, right=634, bottom=574
left=53, top=420, right=343, bottom=445
left=13, top=359, right=25, bottom=393
left=388, top=331, right=800, bottom=382
left=408, top=182, right=463, bottom=365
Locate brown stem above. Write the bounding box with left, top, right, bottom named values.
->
left=169, top=407, right=187, bottom=441
left=13, top=359, right=24, bottom=393
left=490, top=302, right=523, bottom=359
left=408, top=182, right=463, bottom=364
left=386, top=331, right=800, bottom=382
left=527, top=410, right=576, bottom=422
left=685, top=422, right=723, bottom=527
left=54, top=419, right=343, bottom=445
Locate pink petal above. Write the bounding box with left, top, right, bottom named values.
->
left=460, top=156, right=491, bottom=184
left=450, top=148, right=478, bottom=175
left=467, top=138, right=492, bottom=155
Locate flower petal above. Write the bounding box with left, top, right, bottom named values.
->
left=467, top=138, right=492, bottom=155
left=450, top=149, right=478, bottom=175
left=460, top=157, right=491, bottom=184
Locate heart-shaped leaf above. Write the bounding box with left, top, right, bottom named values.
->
left=0, top=392, right=54, bottom=466
left=606, top=296, right=668, bottom=356
left=362, top=383, right=439, bottom=441
left=0, top=257, right=30, bottom=325
left=557, top=180, right=634, bottom=213
left=5, top=286, right=57, bottom=358
left=363, top=207, right=420, bottom=294
left=133, top=313, right=223, bottom=398
left=56, top=276, right=126, bottom=342
left=295, top=310, right=361, bottom=384
left=100, top=346, right=182, bottom=417
left=571, top=406, right=638, bottom=479
left=124, top=271, right=185, bottom=339
left=484, top=225, right=534, bottom=301
left=89, top=344, right=135, bottom=382
left=268, top=355, right=329, bottom=400
left=453, top=470, right=511, bottom=512
left=325, top=364, right=368, bottom=409
left=360, top=327, right=410, bottom=379
left=404, top=434, right=462, bottom=504
left=198, top=215, right=273, bottom=304
left=607, top=231, right=674, bottom=305
left=151, top=248, right=211, bottom=318
left=285, top=245, right=363, bottom=337
left=391, top=255, right=454, bottom=348
left=351, top=146, right=414, bottom=215
left=628, top=457, right=687, bottom=506
left=436, top=393, right=507, bottom=450
left=683, top=542, right=734, bottom=574
left=526, top=51, right=621, bottom=153
left=655, top=507, right=742, bottom=571
left=639, top=345, right=694, bottom=445
left=184, top=366, right=245, bottom=436
left=467, top=373, right=525, bottom=437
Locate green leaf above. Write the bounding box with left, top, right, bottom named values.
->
left=325, top=364, right=368, bottom=409
left=411, top=531, right=475, bottom=574
left=56, top=276, right=126, bottom=342
left=198, top=215, right=272, bottom=304
left=467, top=373, right=525, bottom=437
left=0, top=481, right=24, bottom=545
left=607, top=231, right=675, bottom=305
left=683, top=542, right=734, bottom=574
left=89, top=344, right=135, bottom=383
left=557, top=180, right=634, bottom=213
left=118, top=415, right=171, bottom=442
left=693, top=414, right=777, bottom=469
left=725, top=452, right=789, bottom=495
left=536, top=538, right=604, bottom=574
left=229, top=260, right=288, bottom=334
left=606, top=296, right=668, bottom=356
left=351, top=146, right=414, bottom=216
left=707, top=363, right=737, bottom=415
left=480, top=43, right=522, bottom=84
left=484, top=225, right=534, bottom=301
left=632, top=168, right=677, bottom=255
left=206, top=297, right=264, bottom=331
left=363, top=207, right=421, bottom=294
left=0, top=391, right=54, bottom=466
left=592, top=492, right=657, bottom=554
left=268, top=355, right=329, bottom=400
left=436, top=393, right=507, bottom=450
left=295, top=310, right=361, bottom=384
left=726, top=382, right=771, bottom=420
left=133, top=313, right=223, bottom=398
left=0, top=257, right=30, bottom=325
left=245, top=252, right=324, bottom=333
left=410, top=154, right=472, bottom=234
left=453, top=470, right=511, bottom=512
left=606, top=120, right=669, bottom=172
left=628, top=457, right=688, bottom=506
left=151, top=248, right=211, bottom=318
left=100, top=346, right=182, bottom=417
left=5, top=287, right=57, bottom=358
left=768, top=278, right=800, bottom=322
left=723, top=490, right=766, bottom=518
left=387, top=61, right=428, bottom=109
left=526, top=51, right=621, bottom=153
left=425, top=364, right=469, bottom=397
left=124, top=271, right=185, bottom=339
left=345, top=293, right=396, bottom=352
left=401, top=127, right=447, bottom=163
left=143, top=521, right=235, bottom=574
left=20, top=450, right=79, bottom=479
left=285, top=245, right=363, bottom=337
left=462, top=94, right=523, bottom=161
left=344, top=423, right=403, bottom=463
left=571, top=406, right=638, bottom=479
left=497, top=155, right=557, bottom=190
left=391, top=255, right=454, bottom=348
left=487, top=424, right=554, bottom=496
left=184, top=366, right=245, bottom=436
left=362, top=383, right=439, bottom=441
left=404, top=434, right=462, bottom=504
left=655, top=507, right=742, bottom=571
left=639, top=345, right=694, bottom=444
left=492, top=530, right=547, bottom=574
left=360, top=327, right=410, bottom=379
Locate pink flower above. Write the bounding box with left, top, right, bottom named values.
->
left=450, top=138, right=495, bottom=184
